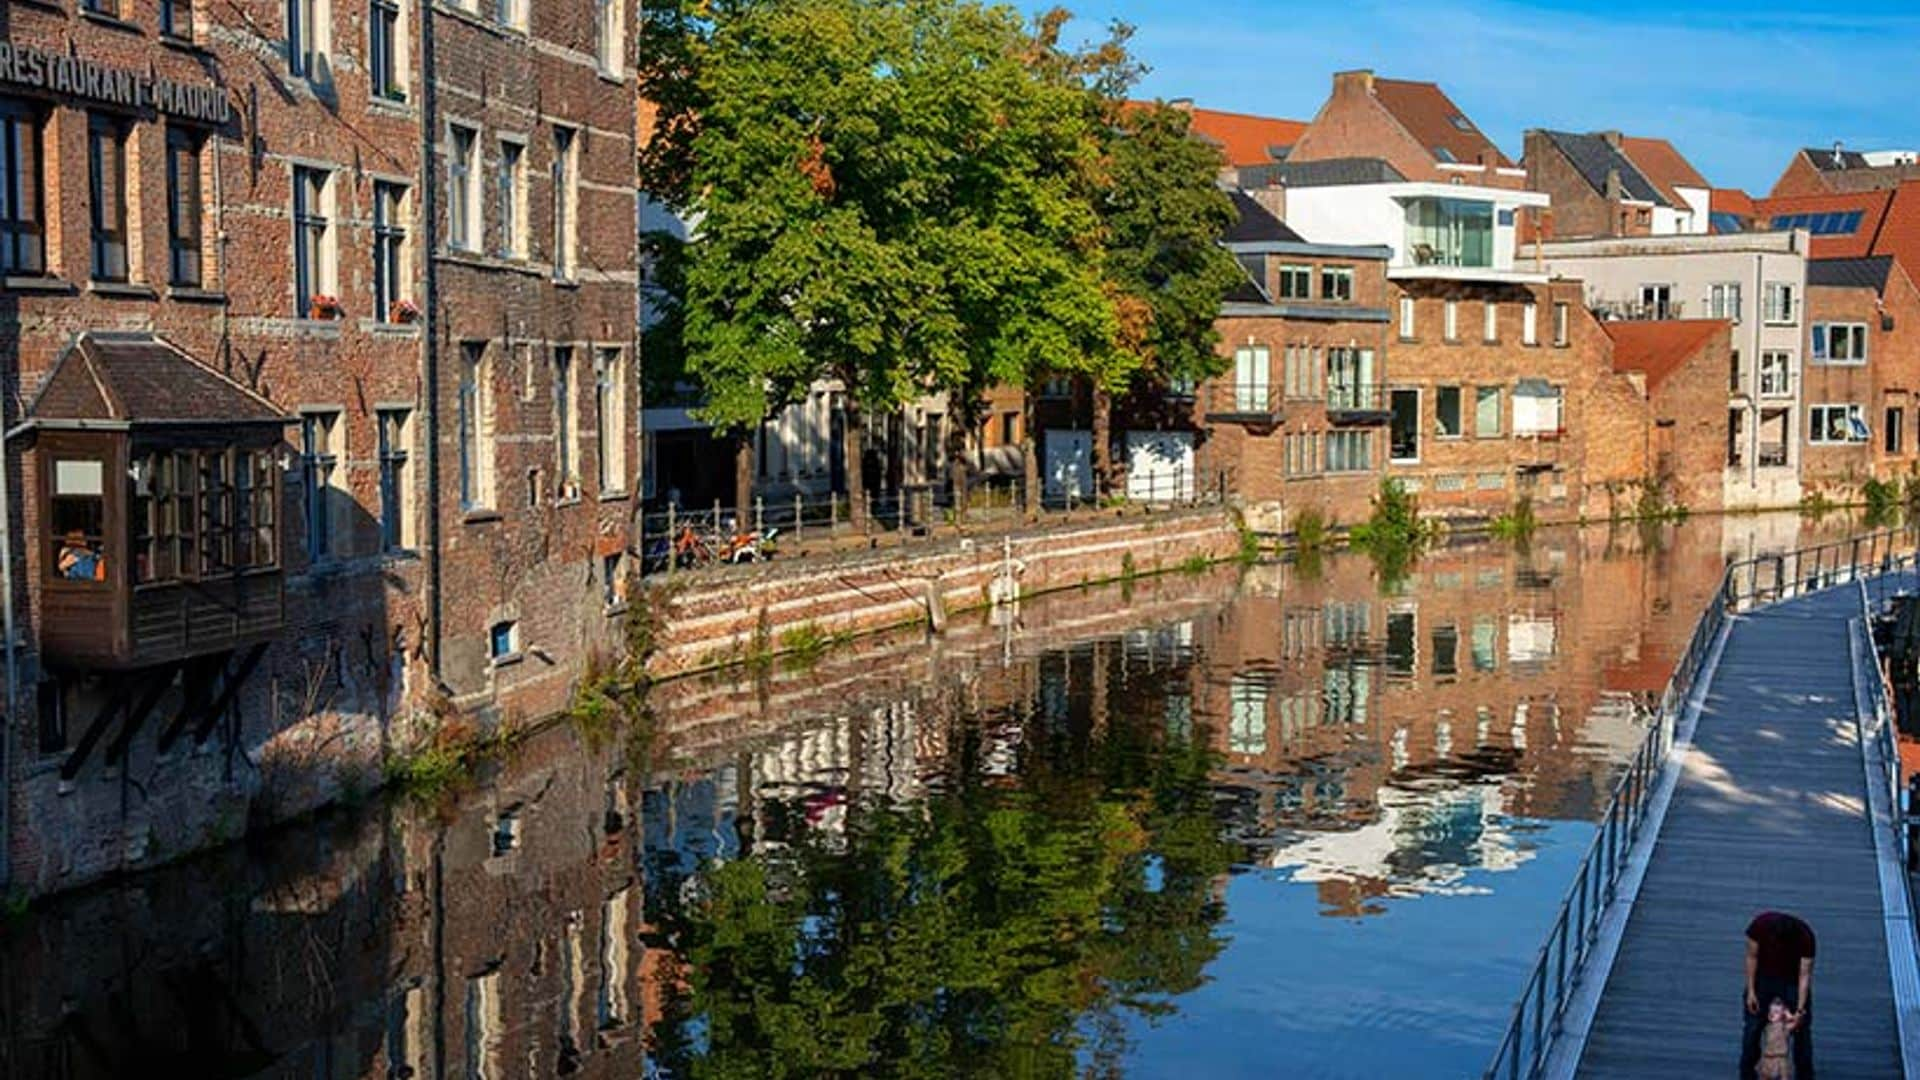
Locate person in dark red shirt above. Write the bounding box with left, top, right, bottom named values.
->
left=1742, top=910, right=1816, bottom=1078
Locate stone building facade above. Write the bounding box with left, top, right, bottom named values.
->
left=1, top=0, right=638, bottom=896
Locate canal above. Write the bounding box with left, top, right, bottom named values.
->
left=0, top=513, right=1867, bottom=1078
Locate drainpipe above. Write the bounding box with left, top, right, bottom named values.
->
left=419, top=0, right=444, bottom=682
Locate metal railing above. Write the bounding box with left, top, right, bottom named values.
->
left=639, top=467, right=1228, bottom=576
left=1202, top=382, right=1283, bottom=420
left=1325, top=382, right=1392, bottom=415
left=1484, top=526, right=1920, bottom=1080
left=1854, top=585, right=1909, bottom=874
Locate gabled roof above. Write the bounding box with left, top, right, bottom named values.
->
left=1794, top=148, right=1920, bottom=195
left=1238, top=157, right=1407, bottom=189
left=1868, top=180, right=1920, bottom=285
left=1223, top=190, right=1303, bottom=245
left=1602, top=319, right=1728, bottom=393
left=1372, top=77, right=1512, bottom=168
left=1619, top=136, right=1710, bottom=203
left=1808, top=255, right=1895, bottom=294
left=1179, top=106, right=1308, bottom=169
left=1805, top=147, right=1873, bottom=172
left=1712, top=188, right=1755, bottom=217
left=28, top=333, right=289, bottom=426
left=1749, top=189, right=1893, bottom=258
left=1542, top=131, right=1667, bottom=206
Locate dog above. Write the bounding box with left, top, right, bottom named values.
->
left=1756, top=998, right=1796, bottom=1080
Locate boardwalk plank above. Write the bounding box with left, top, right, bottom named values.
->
left=1576, top=587, right=1903, bottom=1079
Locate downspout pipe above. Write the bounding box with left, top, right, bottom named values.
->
left=419, top=0, right=444, bottom=682
left=0, top=417, right=28, bottom=889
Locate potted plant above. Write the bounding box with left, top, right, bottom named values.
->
left=390, top=298, right=421, bottom=324
left=310, top=294, right=343, bottom=319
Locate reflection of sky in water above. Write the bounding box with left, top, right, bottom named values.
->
left=1107, top=818, right=1595, bottom=1080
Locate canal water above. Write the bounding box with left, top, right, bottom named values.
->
left=0, top=513, right=1868, bottom=1078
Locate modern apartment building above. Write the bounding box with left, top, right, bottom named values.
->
left=1527, top=232, right=1811, bottom=509
left=0, top=0, right=638, bottom=895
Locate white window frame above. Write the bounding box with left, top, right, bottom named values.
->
left=1320, top=265, right=1354, bottom=302
left=496, top=136, right=528, bottom=259
left=1483, top=301, right=1498, bottom=343
left=552, top=125, right=580, bottom=280
left=1759, top=351, right=1792, bottom=397
left=447, top=122, right=480, bottom=253
left=1389, top=387, right=1421, bottom=464
left=1278, top=264, right=1312, bottom=301
left=1399, top=295, right=1416, bottom=339
left=1522, top=301, right=1538, bottom=345
left=1764, top=281, right=1796, bottom=325
left=1808, top=402, right=1868, bottom=445
left=1232, top=344, right=1272, bottom=413
left=594, top=0, right=625, bottom=77
left=1552, top=301, right=1570, bottom=346
left=1435, top=385, right=1463, bottom=439
left=1812, top=322, right=1868, bottom=365
left=1708, top=281, right=1742, bottom=323
left=1444, top=299, right=1459, bottom=341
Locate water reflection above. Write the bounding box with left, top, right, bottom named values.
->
left=0, top=512, right=1877, bottom=1078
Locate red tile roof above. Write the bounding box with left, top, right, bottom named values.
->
left=1711, top=188, right=1755, bottom=217
left=1749, top=189, right=1894, bottom=258
left=1602, top=319, right=1729, bottom=393
left=1619, top=136, right=1709, bottom=205
left=1870, top=180, right=1920, bottom=286
left=1177, top=105, right=1308, bottom=168
left=1372, top=78, right=1512, bottom=168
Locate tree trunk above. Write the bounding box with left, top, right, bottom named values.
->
left=1091, top=385, right=1113, bottom=500
left=733, top=432, right=754, bottom=526
left=844, top=405, right=866, bottom=530
left=1022, top=387, right=1041, bottom=521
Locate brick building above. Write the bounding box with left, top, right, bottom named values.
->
left=1600, top=319, right=1736, bottom=512
left=1769, top=145, right=1920, bottom=198
left=1, top=0, right=638, bottom=896
left=1523, top=130, right=1711, bottom=240
left=1287, top=70, right=1527, bottom=189
left=1798, top=255, right=1920, bottom=491
left=1197, top=191, right=1392, bottom=533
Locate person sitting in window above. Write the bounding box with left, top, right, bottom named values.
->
left=57, top=532, right=104, bottom=582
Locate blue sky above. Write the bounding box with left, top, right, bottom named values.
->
left=1063, top=0, right=1920, bottom=193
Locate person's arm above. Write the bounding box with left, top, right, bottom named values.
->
left=1745, top=937, right=1759, bottom=1012
left=1796, top=955, right=1813, bottom=1024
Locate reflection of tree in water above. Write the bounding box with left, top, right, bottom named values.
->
left=645, top=729, right=1236, bottom=1078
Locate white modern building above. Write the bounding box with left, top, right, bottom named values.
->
left=1282, top=180, right=1552, bottom=285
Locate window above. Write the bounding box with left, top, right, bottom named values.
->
left=373, top=181, right=407, bottom=321
left=378, top=408, right=412, bottom=551
left=1888, top=407, right=1904, bottom=455
left=1326, top=430, right=1371, bottom=473
left=1324, top=347, right=1374, bottom=409
left=185, top=450, right=275, bottom=574
left=1232, top=345, right=1271, bottom=412
left=1228, top=675, right=1267, bottom=755
left=1552, top=302, right=1570, bottom=346
left=0, top=101, right=45, bottom=276
left=83, top=0, right=120, bottom=16
left=288, top=0, right=326, bottom=77
left=1385, top=610, right=1416, bottom=676
left=489, top=620, right=519, bottom=660
left=161, top=0, right=192, bottom=36
left=1432, top=624, right=1459, bottom=678
left=1405, top=197, right=1494, bottom=267
left=496, top=140, right=526, bottom=258
left=459, top=343, right=495, bottom=510
left=552, top=127, right=579, bottom=278
left=50, top=460, right=107, bottom=584
left=1483, top=302, right=1498, bottom=343
left=1809, top=403, right=1868, bottom=445
left=1812, top=322, right=1868, bottom=364
left=88, top=116, right=129, bottom=283
left=1764, top=281, right=1796, bottom=324
left=594, top=0, right=624, bottom=76
left=448, top=124, right=479, bottom=252
left=1443, top=299, right=1458, bottom=341
left=1730, top=348, right=1742, bottom=393
left=1522, top=301, right=1537, bottom=345
left=292, top=166, right=332, bottom=317
left=1759, top=351, right=1792, bottom=397
left=1389, top=388, right=1420, bottom=462
left=1399, top=295, right=1416, bottom=338
left=1278, top=264, right=1311, bottom=300
left=370, top=0, right=403, bottom=101
left=495, top=0, right=525, bottom=29
left=1475, top=386, right=1502, bottom=437
left=1513, top=383, right=1563, bottom=436
left=165, top=129, right=204, bottom=287
left=1436, top=386, right=1462, bottom=438
left=1708, top=282, right=1742, bottom=322
left=301, top=412, right=342, bottom=562
left=554, top=345, right=579, bottom=492
left=466, top=971, right=503, bottom=1080
left=595, top=347, right=628, bottom=492
left=1320, top=265, right=1353, bottom=301
left=1638, top=283, right=1673, bottom=319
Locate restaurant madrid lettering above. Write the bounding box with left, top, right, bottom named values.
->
left=0, top=41, right=231, bottom=124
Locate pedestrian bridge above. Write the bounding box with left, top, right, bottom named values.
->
left=1487, top=533, right=1920, bottom=1080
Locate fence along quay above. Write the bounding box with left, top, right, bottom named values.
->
left=1485, top=529, right=1920, bottom=1080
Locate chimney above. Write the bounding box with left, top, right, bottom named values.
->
left=1833, top=140, right=1846, bottom=169
left=1332, top=69, right=1376, bottom=98
left=1598, top=130, right=1623, bottom=149
left=1606, top=166, right=1625, bottom=201
left=1168, top=97, right=1194, bottom=114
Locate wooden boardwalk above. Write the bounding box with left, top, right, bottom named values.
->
left=1574, top=586, right=1905, bottom=1078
